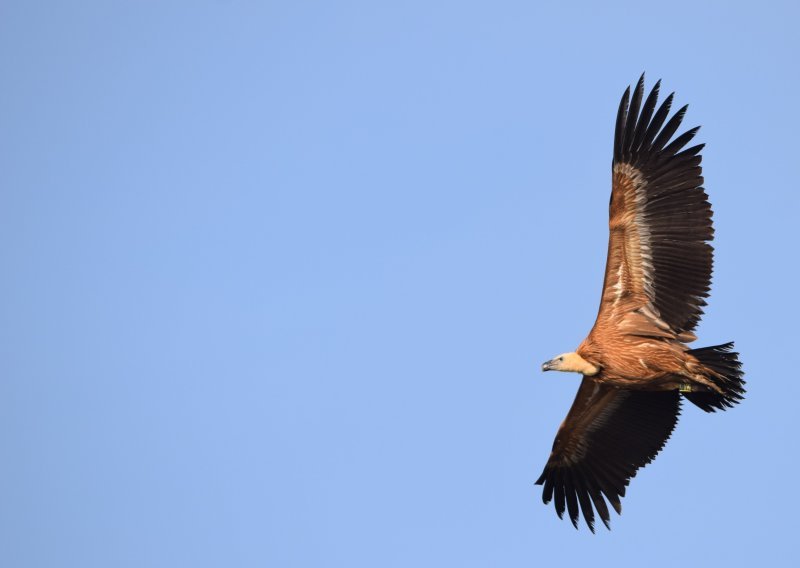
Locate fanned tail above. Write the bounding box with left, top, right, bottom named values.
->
left=683, top=342, right=745, bottom=412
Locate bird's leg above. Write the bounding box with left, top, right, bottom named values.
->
left=682, top=374, right=725, bottom=395
left=681, top=360, right=727, bottom=395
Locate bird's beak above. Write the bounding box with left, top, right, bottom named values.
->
left=542, top=360, right=554, bottom=372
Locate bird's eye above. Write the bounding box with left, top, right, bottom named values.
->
left=558, top=357, right=563, bottom=362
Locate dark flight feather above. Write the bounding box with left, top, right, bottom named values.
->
left=536, top=380, right=681, bottom=530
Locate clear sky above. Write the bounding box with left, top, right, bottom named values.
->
left=2, top=1, right=798, bottom=566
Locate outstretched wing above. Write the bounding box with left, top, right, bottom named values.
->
left=535, top=379, right=681, bottom=531
left=596, top=75, right=713, bottom=336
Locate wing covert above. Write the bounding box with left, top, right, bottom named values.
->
left=597, top=75, right=713, bottom=336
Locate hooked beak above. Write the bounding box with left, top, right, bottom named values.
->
left=542, top=359, right=554, bottom=372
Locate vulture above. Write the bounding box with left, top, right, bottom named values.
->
left=536, top=75, right=744, bottom=532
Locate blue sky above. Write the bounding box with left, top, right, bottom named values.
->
left=1, top=1, right=798, bottom=566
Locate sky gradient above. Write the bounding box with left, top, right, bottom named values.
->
left=2, top=1, right=798, bottom=566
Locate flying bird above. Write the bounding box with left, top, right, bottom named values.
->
left=536, top=75, right=744, bottom=532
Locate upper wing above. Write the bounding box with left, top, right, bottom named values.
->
left=596, top=75, right=713, bottom=336
left=535, top=378, right=681, bottom=531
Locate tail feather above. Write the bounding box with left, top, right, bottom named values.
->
left=683, top=342, right=745, bottom=412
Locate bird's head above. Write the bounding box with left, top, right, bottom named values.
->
left=541, top=352, right=599, bottom=376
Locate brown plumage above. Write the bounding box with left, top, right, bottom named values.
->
left=536, top=75, right=744, bottom=532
